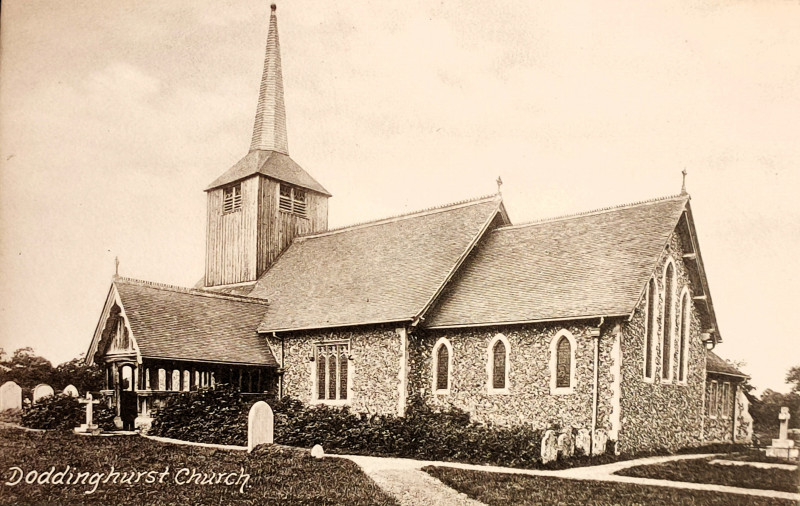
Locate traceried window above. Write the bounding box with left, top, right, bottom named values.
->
left=433, top=338, right=452, bottom=394
left=644, top=278, right=657, bottom=380
left=677, top=290, right=690, bottom=382
left=661, top=262, right=676, bottom=381
left=315, top=342, right=349, bottom=402
left=223, top=183, right=242, bottom=214
left=279, top=183, right=307, bottom=217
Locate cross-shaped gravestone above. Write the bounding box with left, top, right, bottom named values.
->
left=779, top=406, right=790, bottom=441
left=74, top=393, right=101, bottom=435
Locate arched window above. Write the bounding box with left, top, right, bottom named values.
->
left=550, top=330, right=576, bottom=394
left=487, top=334, right=510, bottom=393
left=432, top=338, right=452, bottom=394
left=661, top=261, right=676, bottom=381
left=158, top=368, right=166, bottom=391
left=314, top=342, right=350, bottom=402
left=120, top=365, right=133, bottom=391
left=678, top=289, right=690, bottom=382
left=644, top=277, right=658, bottom=380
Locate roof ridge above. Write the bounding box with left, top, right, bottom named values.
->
left=494, top=193, right=688, bottom=232
left=114, top=276, right=270, bottom=306
left=299, top=194, right=501, bottom=239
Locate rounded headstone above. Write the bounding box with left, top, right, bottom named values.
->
left=575, top=428, right=591, bottom=456
left=592, top=429, right=608, bottom=456
left=63, top=385, right=79, bottom=397
left=32, top=384, right=55, bottom=404
left=540, top=429, right=558, bottom=464
left=311, top=444, right=324, bottom=458
left=0, top=381, right=22, bottom=412
left=247, top=401, right=274, bottom=452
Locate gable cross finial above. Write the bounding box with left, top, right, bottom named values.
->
left=681, top=168, right=688, bottom=195
left=115, top=256, right=120, bottom=278
left=496, top=176, right=503, bottom=195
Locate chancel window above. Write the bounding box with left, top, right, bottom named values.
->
left=661, top=262, right=676, bottom=381
left=708, top=380, right=718, bottom=418
left=644, top=278, right=657, bottom=380
left=556, top=337, right=571, bottom=388
left=315, top=342, right=349, bottom=401
left=550, top=330, right=576, bottom=394
left=279, top=184, right=307, bottom=217
left=223, top=184, right=242, bottom=214
left=721, top=382, right=731, bottom=419
left=678, top=290, right=690, bottom=382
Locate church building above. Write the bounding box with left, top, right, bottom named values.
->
left=86, top=5, right=750, bottom=451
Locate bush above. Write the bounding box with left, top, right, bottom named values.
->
left=149, top=387, right=545, bottom=468
left=21, top=394, right=116, bottom=431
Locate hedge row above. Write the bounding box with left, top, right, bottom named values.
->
left=148, top=385, right=545, bottom=468
left=21, top=394, right=117, bottom=431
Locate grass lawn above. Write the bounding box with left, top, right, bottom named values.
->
left=616, top=456, right=800, bottom=494
left=0, top=427, right=396, bottom=505
left=424, top=466, right=797, bottom=506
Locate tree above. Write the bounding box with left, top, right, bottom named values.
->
left=786, top=366, right=800, bottom=394
left=54, top=355, right=103, bottom=393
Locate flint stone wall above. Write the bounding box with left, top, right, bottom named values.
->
left=703, top=375, right=738, bottom=442
left=617, top=231, right=706, bottom=453
left=408, top=322, right=615, bottom=432
left=267, top=326, right=403, bottom=416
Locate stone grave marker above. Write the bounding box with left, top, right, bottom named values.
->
left=74, top=393, right=101, bottom=435
left=766, top=406, right=799, bottom=459
left=247, top=401, right=274, bottom=452
left=311, top=444, right=324, bottom=458
left=540, top=429, right=558, bottom=464
left=558, top=431, right=575, bottom=458
left=0, top=381, right=22, bottom=411
left=592, top=429, right=608, bottom=456
left=32, top=384, right=54, bottom=404
left=575, top=428, right=591, bottom=456
left=63, top=385, right=79, bottom=397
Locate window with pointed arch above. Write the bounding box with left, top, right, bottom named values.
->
left=314, top=341, right=350, bottom=404
left=550, top=330, right=576, bottom=395
left=643, top=277, right=659, bottom=381
left=677, top=288, right=691, bottom=383
left=661, top=261, right=677, bottom=382
left=432, top=338, right=453, bottom=394
left=487, top=334, right=510, bottom=394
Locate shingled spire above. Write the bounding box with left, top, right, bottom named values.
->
left=250, top=4, right=288, bottom=154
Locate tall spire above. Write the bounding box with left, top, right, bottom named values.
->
left=249, top=4, right=289, bottom=154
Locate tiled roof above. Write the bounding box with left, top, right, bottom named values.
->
left=205, top=150, right=331, bottom=195
left=425, top=195, right=690, bottom=327
left=114, top=278, right=277, bottom=366
left=706, top=350, right=748, bottom=378
left=252, top=195, right=506, bottom=332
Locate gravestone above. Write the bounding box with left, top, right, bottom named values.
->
left=766, top=406, right=799, bottom=459
left=557, top=431, right=575, bottom=458
left=74, top=393, right=101, bottom=435
left=247, top=401, right=274, bottom=452
left=0, top=381, right=22, bottom=411
left=592, top=429, right=608, bottom=456
left=311, top=444, right=324, bottom=458
left=32, top=384, right=54, bottom=404
left=63, top=385, right=79, bottom=397
left=575, top=428, right=591, bottom=456
left=540, top=430, right=558, bottom=464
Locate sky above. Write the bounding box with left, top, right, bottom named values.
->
left=0, top=0, right=798, bottom=393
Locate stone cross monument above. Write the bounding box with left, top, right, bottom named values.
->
left=766, top=406, right=798, bottom=460
left=74, top=393, right=101, bottom=435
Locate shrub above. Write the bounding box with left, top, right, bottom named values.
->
left=21, top=394, right=116, bottom=431
left=149, top=387, right=546, bottom=468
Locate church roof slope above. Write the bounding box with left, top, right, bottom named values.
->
left=706, top=351, right=748, bottom=378
left=252, top=195, right=506, bottom=332
left=113, top=278, right=277, bottom=366
left=205, top=150, right=331, bottom=196
left=425, top=195, right=690, bottom=328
